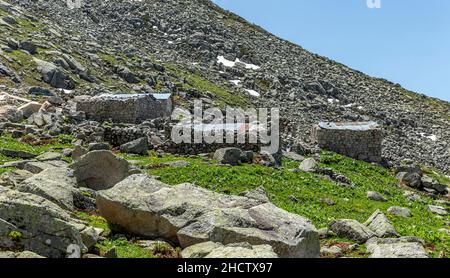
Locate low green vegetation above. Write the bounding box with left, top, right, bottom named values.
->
left=8, top=230, right=23, bottom=240
left=0, top=134, right=74, bottom=155
left=96, top=237, right=155, bottom=259
left=75, top=211, right=181, bottom=258
left=123, top=151, right=450, bottom=258
left=422, top=166, right=450, bottom=187
left=75, top=211, right=111, bottom=236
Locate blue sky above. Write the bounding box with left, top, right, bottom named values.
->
left=213, top=0, right=450, bottom=102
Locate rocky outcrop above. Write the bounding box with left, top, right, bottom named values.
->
left=0, top=188, right=85, bottom=258
left=34, top=58, right=75, bottom=90
left=96, top=174, right=320, bottom=258
left=16, top=167, right=77, bottom=211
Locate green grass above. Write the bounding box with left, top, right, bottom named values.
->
left=75, top=211, right=178, bottom=258
left=0, top=134, right=74, bottom=165
left=0, top=134, right=74, bottom=154
left=123, top=151, right=450, bottom=258
left=0, top=167, right=15, bottom=175
left=75, top=211, right=112, bottom=236
left=96, top=237, right=155, bottom=258
left=422, top=166, right=450, bottom=186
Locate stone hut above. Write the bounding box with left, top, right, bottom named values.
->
left=75, top=93, right=172, bottom=124
left=151, top=93, right=173, bottom=117
left=312, top=121, right=382, bottom=163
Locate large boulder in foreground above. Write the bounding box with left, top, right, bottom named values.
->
left=70, top=151, right=129, bottom=190
left=96, top=174, right=320, bottom=258
left=0, top=188, right=85, bottom=258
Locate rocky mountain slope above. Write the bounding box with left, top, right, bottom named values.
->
left=0, top=0, right=449, bottom=259
left=0, top=0, right=448, bottom=173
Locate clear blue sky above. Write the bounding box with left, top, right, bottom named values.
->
left=213, top=0, right=450, bottom=102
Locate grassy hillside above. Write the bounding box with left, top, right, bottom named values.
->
left=1, top=134, right=449, bottom=258
left=123, top=151, right=450, bottom=258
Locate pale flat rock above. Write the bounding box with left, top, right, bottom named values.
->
left=299, top=158, right=318, bottom=172
left=182, top=241, right=278, bottom=258
left=23, top=160, right=68, bottom=174
left=366, top=237, right=428, bottom=258
left=387, top=206, right=412, bottom=218
left=35, top=152, right=62, bottom=161
left=428, top=205, right=448, bottom=216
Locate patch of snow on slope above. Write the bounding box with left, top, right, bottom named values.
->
left=245, top=89, right=260, bottom=97
left=217, top=56, right=260, bottom=70
left=230, top=80, right=241, bottom=86
left=327, top=98, right=340, bottom=104
left=420, top=133, right=438, bottom=141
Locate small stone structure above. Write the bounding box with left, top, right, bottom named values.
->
left=75, top=93, right=172, bottom=124
left=312, top=121, right=382, bottom=163
left=151, top=93, right=173, bottom=117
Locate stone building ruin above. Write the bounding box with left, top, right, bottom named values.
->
left=75, top=93, right=172, bottom=124
left=312, top=121, right=382, bottom=163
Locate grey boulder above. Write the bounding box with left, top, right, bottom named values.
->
left=96, top=174, right=320, bottom=258
left=427, top=205, right=448, bottom=216
left=329, top=219, right=376, bottom=243
left=182, top=241, right=278, bottom=258
left=70, top=150, right=129, bottom=190
left=367, top=191, right=387, bottom=202
left=34, top=58, right=75, bottom=90
left=364, top=210, right=399, bottom=238
left=213, top=147, right=243, bottom=165
left=366, top=237, right=428, bottom=258
left=299, top=158, right=318, bottom=172
left=16, top=167, right=77, bottom=211
left=119, top=137, right=149, bottom=155
left=0, top=105, right=23, bottom=123
left=0, top=188, right=85, bottom=258
left=387, top=206, right=412, bottom=218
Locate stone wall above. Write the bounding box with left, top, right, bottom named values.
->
left=103, top=126, right=147, bottom=146
left=75, top=94, right=166, bottom=124
left=312, top=122, right=382, bottom=163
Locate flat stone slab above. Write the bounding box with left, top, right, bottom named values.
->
left=366, top=237, right=429, bottom=258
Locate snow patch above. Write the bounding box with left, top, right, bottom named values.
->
left=245, top=89, right=260, bottom=97
left=229, top=80, right=241, bottom=86
left=420, top=133, right=438, bottom=141
left=327, top=98, right=340, bottom=104
left=217, top=55, right=260, bottom=70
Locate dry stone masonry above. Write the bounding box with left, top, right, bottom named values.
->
left=75, top=93, right=172, bottom=124
left=312, top=121, right=383, bottom=163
